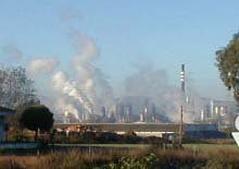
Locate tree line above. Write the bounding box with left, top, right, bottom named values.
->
left=0, top=65, right=54, bottom=141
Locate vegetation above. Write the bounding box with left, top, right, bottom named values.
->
left=216, top=32, right=239, bottom=102
left=1, top=145, right=239, bottom=169
left=0, top=65, right=39, bottom=109
left=20, top=105, right=54, bottom=141
left=0, top=65, right=40, bottom=139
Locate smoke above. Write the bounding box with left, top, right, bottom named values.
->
left=28, top=58, right=59, bottom=75
left=51, top=71, right=94, bottom=115
left=22, top=8, right=115, bottom=121
left=71, top=32, right=98, bottom=106
left=0, top=35, right=196, bottom=123
left=0, top=7, right=202, bottom=123
left=24, top=31, right=196, bottom=123
left=30, top=31, right=114, bottom=121
left=122, top=66, right=195, bottom=122
left=69, top=31, right=114, bottom=115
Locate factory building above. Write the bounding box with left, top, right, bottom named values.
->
left=55, top=123, right=225, bottom=139
left=197, top=98, right=237, bottom=129
left=115, top=96, right=168, bottom=123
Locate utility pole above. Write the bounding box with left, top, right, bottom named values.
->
left=179, top=64, right=185, bottom=147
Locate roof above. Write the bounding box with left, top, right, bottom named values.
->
left=54, top=123, right=218, bottom=132
left=0, top=107, right=15, bottom=116
left=55, top=123, right=180, bottom=132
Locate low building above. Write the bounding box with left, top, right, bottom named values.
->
left=0, top=107, right=15, bottom=141
left=55, top=123, right=225, bottom=139
left=185, top=123, right=225, bottom=139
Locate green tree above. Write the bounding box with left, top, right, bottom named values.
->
left=20, top=105, right=54, bottom=141
left=216, top=33, right=239, bottom=102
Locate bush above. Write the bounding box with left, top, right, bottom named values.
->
left=105, top=153, right=159, bottom=169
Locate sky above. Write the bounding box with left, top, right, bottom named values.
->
left=0, top=0, right=239, bottom=100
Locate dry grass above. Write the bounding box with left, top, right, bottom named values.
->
left=0, top=149, right=149, bottom=169
left=0, top=145, right=239, bottom=169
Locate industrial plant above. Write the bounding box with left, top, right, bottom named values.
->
left=54, top=64, right=237, bottom=140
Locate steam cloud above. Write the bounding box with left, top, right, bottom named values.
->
left=27, top=31, right=114, bottom=122
left=28, top=58, right=59, bottom=75
left=24, top=32, right=196, bottom=122
left=1, top=32, right=196, bottom=123
left=51, top=71, right=94, bottom=119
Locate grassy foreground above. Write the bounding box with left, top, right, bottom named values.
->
left=184, top=143, right=239, bottom=152
left=1, top=144, right=239, bottom=169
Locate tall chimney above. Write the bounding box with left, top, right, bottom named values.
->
left=180, top=64, right=185, bottom=92
left=179, top=64, right=185, bottom=147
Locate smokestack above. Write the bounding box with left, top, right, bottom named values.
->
left=180, top=64, right=185, bottom=93
left=179, top=64, right=185, bottom=146
left=210, top=100, right=214, bottom=118
left=140, top=113, right=144, bottom=122
left=200, top=109, right=204, bottom=121
left=101, top=106, right=106, bottom=118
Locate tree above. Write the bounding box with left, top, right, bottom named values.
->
left=0, top=65, right=39, bottom=109
left=216, top=33, right=239, bottom=102
left=0, top=66, right=40, bottom=136
left=20, top=105, right=54, bottom=141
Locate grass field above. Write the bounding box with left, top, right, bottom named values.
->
left=52, top=143, right=150, bottom=148
left=184, top=143, right=239, bottom=152
left=1, top=143, right=239, bottom=169
left=53, top=143, right=239, bottom=151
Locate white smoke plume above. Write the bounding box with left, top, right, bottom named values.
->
left=28, top=33, right=195, bottom=123
left=51, top=71, right=94, bottom=115
left=28, top=58, right=59, bottom=75
left=69, top=31, right=114, bottom=115
left=54, top=97, right=80, bottom=121
left=19, top=30, right=195, bottom=123
left=25, top=9, right=115, bottom=121
left=71, top=32, right=98, bottom=106
left=33, top=31, right=114, bottom=121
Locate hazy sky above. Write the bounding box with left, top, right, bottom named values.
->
left=0, top=0, right=239, bottom=100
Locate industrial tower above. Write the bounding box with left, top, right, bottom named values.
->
left=179, top=64, right=185, bottom=146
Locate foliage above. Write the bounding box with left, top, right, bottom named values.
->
left=0, top=65, right=39, bottom=109
left=0, top=65, right=40, bottom=133
left=216, top=33, right=239, bottom=102
left=1, top=147, right=239, bottom=169
left=20, top=105, right=54, bottom=140
left=105, top=153, right=159, bottom=169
